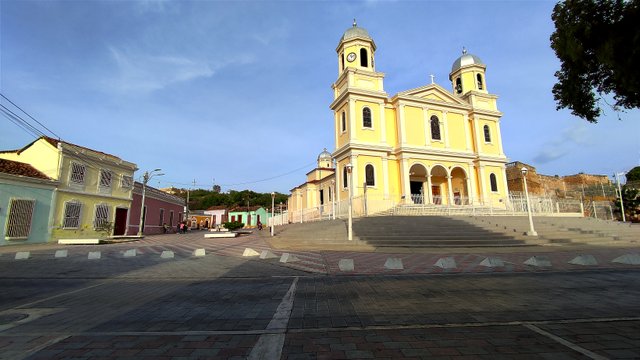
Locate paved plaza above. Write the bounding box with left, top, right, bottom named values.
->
left=1, top=230, right=639, bottom=359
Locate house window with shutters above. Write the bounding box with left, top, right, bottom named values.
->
left=70, top=162, right=86, bottom=185
left=63, top=201, right=82, bottom=229
left=5, top=199, right=36, bottom=239
left=94, top=204, right=109, bottom=229
left=120, top=175, right=133, bottom=189
left=99, top=169, right=112, bottom=190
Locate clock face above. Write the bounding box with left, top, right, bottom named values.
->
left=347, top=52, right=357, bottom=62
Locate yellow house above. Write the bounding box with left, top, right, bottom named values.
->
left=0, top=136, right=137, bottom=241
left=289, top=21, right=510, bottom=218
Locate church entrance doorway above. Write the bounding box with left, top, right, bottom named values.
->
left=430, top=165, right=448, bottom=205
left=410, top=181, right=424, bottom=204
left=432, top=186, right=442, bottom=204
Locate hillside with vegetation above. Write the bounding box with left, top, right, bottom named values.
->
left=168, top=188, right=289, bottom=211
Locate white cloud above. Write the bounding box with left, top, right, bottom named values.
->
left=102, top=47, right=254, bottom=95
left=533, top=123, right=592, bottom=164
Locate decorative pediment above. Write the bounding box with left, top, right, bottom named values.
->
left=397, top=84, right=468, bottom=106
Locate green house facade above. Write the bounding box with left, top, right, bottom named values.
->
left=228, top=206, right=270, bottom=228
left=1, top=159, right=58, bottom=245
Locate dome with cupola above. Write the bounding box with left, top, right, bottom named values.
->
left=451, top=48, right=485, bottom=73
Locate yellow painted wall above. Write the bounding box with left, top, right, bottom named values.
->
left=478, top=120, right=500, bottom=156
left=427, top=110, right=445, bottom=148
left=385, top=107, right=397, bottom=146
left=447, top=113, right=467, bottom=150
left=355, top=100, right=380, bottom=143
left=336, top=104, right=349, bottom=149
left=52, top=192, right=130, bottom=240
left=404, top=106, right=424, bottom=146
left=0, top=140, right=61, bottom=179
left=355, top=155, right=384, bottom=197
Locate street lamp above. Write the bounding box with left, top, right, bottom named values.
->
left=521, top=167, right=537, bottom=236
left=614, top=172, right=626, bottom=222
left=331, top=179, right=336, bottom=220
left=137, top=169, right=164, bottom=236
left=346, top=163, right=353, bottom=241
left=271, top=192, right=275, bottom=236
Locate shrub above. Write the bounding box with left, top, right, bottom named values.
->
left=223, top=221, right=244, bottom=231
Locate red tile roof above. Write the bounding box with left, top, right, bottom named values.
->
left=0, top=159, right=51, bottom=180
left=206, top=205, right=228, bottom=211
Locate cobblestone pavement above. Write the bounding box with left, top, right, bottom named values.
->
left=0, top=232, right=640, bottom=359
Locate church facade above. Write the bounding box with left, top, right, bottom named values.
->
left=288, top=22, right=509, bottom=220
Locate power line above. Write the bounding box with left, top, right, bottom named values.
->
left=0, top=93, right=60, bottom=139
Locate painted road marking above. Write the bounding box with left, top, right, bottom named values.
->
left=524, top=323, right=608, bottom=360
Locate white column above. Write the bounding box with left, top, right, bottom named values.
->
left=349, top=98, right=356, bottom=143
left=443, top=111, right=450, bottom=148
left=469, top=164, right=478, bottom=204
left=379, top=102, right=387, bottom=144
left=400, top=158, right=410, bottom=202
left=398, top=103, right=406, bottom=145
left=463, top=113, right=471, bottom=151
left=423, top=107, right=430, bottom=146
left=351, top=155, right=359, bottom=197
left=382, top=156, right=389, bottom=197
left=473, top=116, right=483, bottom=154
left=426, top=174, right=433, bottom=204
left=478, top=165, right=486, bottom=204
left=495, top=119, right=505, bottom=156
left=447, top=175, right=454, bottom=205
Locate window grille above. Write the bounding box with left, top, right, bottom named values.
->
left=362, top=107, right=372, bottom=128
left=430, top=116, right=441, bottom=140
left=484, top=125, right=491, bottom=142
left=94, top=204, right=109, bottom=229
left=120, top=175, right=133, bottom=189
left=70, top=162, right=86, bottom=184
left=5, top=199, right=35, bottom=239
left=99, top=170, right=112, bottom=189
left=63, top=202, right=82, bottom=228
left=365, top=164, right=375, bottom=186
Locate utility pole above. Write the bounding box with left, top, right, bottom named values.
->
left=186, top=179, right=195, bottom=223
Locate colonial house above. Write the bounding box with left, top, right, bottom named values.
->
left=0, top=159, right=58, bottom=245
left=203, top=205, right=229, bottom=228
left=228, top=206, right=269, bottom=228
left=127, top=182, right=185, bottom=235
left=0, top=136, right=137, bottom=241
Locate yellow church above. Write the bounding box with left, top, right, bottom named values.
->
left=288, top=21, right=509, bottom=221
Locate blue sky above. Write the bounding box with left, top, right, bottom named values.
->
left=1, top=0, right=638, bottom=193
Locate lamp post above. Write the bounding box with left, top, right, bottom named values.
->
left=614, top=172, right=626, bottom=222
left=521, top=167, right=537, bottom=236
left=271, top=192, right=275, bottom=236
left=331, top=179, right=336, bottom=220
left=346, top=163, right=353, bottom=241
left=137, top=169, right=164, bottom=236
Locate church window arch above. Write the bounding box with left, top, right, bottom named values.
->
left=341, top=53, right=345, bottom=71
left=483, top=124, right=491, bottom=142
left=455, top=77, right=462, bottom=94
left=365, top=164, right=375, bottom=186
left=430, top=115, right=441, bottom=140
left=490, top=173, right=498, bottom=192
left=477, top=74, right=484, bottom=90
left=343, top=166, right=348, bottom=189
left=362, top=107, right=372, bottom=128
left=360, top=48, right=368, bottom=67
left=341, top=111, right=346, bottom=132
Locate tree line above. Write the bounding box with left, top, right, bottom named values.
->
left=169, top=188, right=289, bottom=211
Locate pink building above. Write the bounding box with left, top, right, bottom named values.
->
left=127, top=182, right=185, bottom=235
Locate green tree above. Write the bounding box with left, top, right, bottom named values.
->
left=626, top=166, right=640, bottom=182
left=550, top=0, right=640, bottom=122
left=612, top=185, right=640, bottom=222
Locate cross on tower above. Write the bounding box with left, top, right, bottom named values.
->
left=430, top=74, right=435, bottom=84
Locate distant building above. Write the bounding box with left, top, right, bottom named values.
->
left=204, top=206, right=228, bottom=227
left=228, top=206, right=269, bottom=228
left=0, top=159, right=58, bottom=245
left=127, top=182, right=185, bottom=235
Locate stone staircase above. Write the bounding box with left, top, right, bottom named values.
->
left=274, top=219, right=348, bottom=244
left=352, top=216, right=532, bottom=247
left=467, top=216, right=640, bottom=246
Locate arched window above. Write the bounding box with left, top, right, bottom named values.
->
left=365, top=164, right=375, bottom=186
left=341, top=111, right=346, bottom=132
left=455, top=78, right=462, bottom=94
left=343, top=166, right=348, bottom=189
left=477, top=74, right=483, bottom=90
left=341, top=53, right=345, bottom=71
left=430, top=115, right=441, bottom=140
left=360, top=48, right=368, bottom=67
left=483, top=124, right=491, bottom=142
left=362, top=107, right=372, bottom=128
left=490, top=173, right=498, bottom=192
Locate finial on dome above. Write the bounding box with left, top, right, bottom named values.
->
left=353, top=18, right=357, bottom=27
left=462, top=46, right=467, bottom=55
